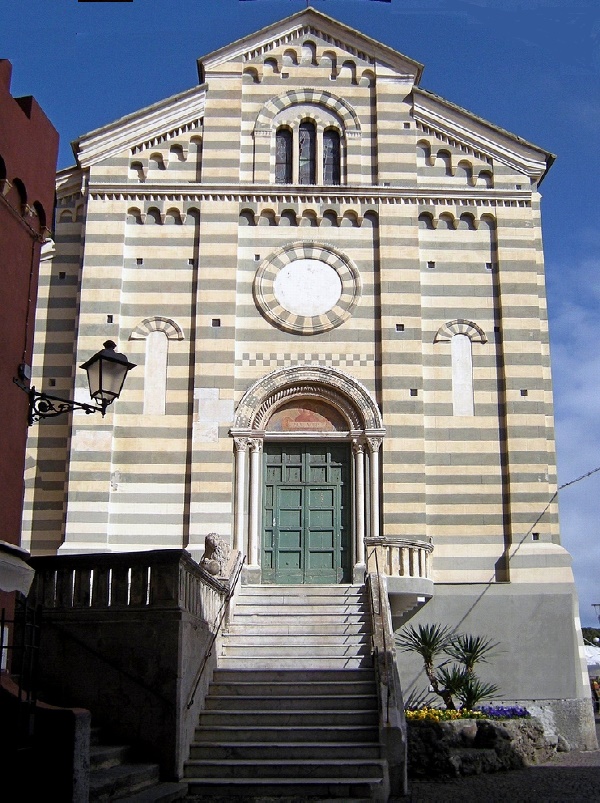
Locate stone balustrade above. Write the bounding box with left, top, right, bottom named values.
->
left=28, top=548, right=233, bottom=623
left=365, top=536, right=433, bottom=580
left=26, top=548, right=243, bottom=780
left=366, top=537, right=435, bottom=628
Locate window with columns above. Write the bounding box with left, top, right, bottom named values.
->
left=275, top=120, right=342, bottom=185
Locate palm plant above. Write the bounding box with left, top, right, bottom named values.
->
left=396, top=623, right=456, bottom=709
left=397, top=622, right=501, bottom=711
left=456, top=676, right=500, bottom=710
left=444, top=634, right=498, bottom=674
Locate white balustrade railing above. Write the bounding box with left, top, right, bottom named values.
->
left=365, top=536, right=433, bottom=580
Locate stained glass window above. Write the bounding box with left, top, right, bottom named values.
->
left=299, top=122, right=316, bottom=185
left=323, top=129, right=341, bottom=185
left=275, top=128, right=292, bottom=184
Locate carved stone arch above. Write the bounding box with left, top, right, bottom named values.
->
left=254, top=89, right=361, bottom=136
left=233, top=365, right=383, bottom=432
left=434, top=319, right=487, bottom=344
left=129, top=317, right=185, bottom=341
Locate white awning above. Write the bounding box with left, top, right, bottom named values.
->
left=584, top=645, right=600, bottom=675
left=0, top=542, right=34, bottom=595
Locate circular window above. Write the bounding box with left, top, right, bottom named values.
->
left=253, top=242, right=361, bottom=334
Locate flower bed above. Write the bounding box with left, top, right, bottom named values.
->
left=405, top=705, right=531, bottom=724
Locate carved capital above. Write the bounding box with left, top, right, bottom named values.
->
left=367, top=437, right=382, bottom=453
left=249, top=438, right=263, bottom=454
left=352, top=438, right=365, bottom=456
left=234, top=437, right=252, bottom=453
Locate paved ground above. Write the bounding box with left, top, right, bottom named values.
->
left=405, top=718, right=600, bottom=802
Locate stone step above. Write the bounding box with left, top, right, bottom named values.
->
left=197, top=708, right=378, bottom=727
left=211, top=667, right=374, bottom=683
left=233, top=609, right=370, bottom=629
left=208, top=680, right=377, bottom=696
left=112, top=782, right=188, bottom=802
left=226, top=621, right=370, bottom=635
left=193, top=725, right=379, bottom=743
left=188, top=741, right=381, bottom=761
left=217, top=655, right=372, bottom=669
left=221, top=643, right=370, bottom=658
left=183, top=758, right=385, bottom=780
left=184, top=776, right=382, bottom=798
left=234, top=601, right=368, bottom=611
left=233, top=603, right=368, bottom=615
left=240, top=584, right=364, bottom=595
left=222, top=633, right=369, bottom=647
left=89, top=762, right=160, bottom=801
left=90, top=743, right=132, bottom=771
left=205, top=694, right=378, bottom=711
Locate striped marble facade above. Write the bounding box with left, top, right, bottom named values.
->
left=23, top=8, right=564, bottom=592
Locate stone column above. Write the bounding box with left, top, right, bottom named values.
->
left=253, top=129, right=272, bottom=183
left=247, top=438, right=263, bottom=575
left=233, top=438, right=250, bottom=555
left=346, top=130, right=362, bottom=184
left=367, top=437, right=382, bottom=541
left=352, top=439, right=366, bottom=581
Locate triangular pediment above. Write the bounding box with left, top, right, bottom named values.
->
left=413, top=88, right=554, bottom=182
left=70, top=6, right=553, bottom=181
left=197, top=6, right=423, bottom=82
left=73, top=85, right=206, bottom=170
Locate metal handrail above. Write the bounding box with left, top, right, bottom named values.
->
left=186, top=553, right=245, bottom=710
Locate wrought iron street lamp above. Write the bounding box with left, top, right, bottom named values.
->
left=17, top=340, right=136, bottom=425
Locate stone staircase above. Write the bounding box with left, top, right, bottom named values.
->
left=183, top=584, right=388, bottom=799
left=89, top=728, right=187, bottom=802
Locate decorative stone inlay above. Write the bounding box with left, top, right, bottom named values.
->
left=233, top=365, right=383, bottom=432
left=129, top=316, right=184, bottom=341
left=253, top=242, right=361, bottom=334
left=434, top=319, right=487, bottom=344
left=254, top=88, right=361, bottom=135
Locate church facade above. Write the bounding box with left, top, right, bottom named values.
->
left=23, top=8, right=593, bottom=741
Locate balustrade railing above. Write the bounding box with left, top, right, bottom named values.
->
left=365, top=536, right=433, bottom=580
left=28, top=549, right=230, bottom=623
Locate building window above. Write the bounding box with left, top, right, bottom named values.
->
left=323, top=128, right=341, bottom=185
left=299, top=122, right=316, bottom=185
left=275, top=128, right=293, bottom=184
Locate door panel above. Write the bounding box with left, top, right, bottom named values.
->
left=262, top=444, right=350, bottom=584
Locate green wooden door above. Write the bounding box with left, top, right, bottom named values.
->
left=262, top=444, right=351, bottom=584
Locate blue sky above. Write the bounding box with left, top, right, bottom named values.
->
left=3, top=0, right=599, bottom=625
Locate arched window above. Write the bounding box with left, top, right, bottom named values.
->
left=275, top=128, right=292, bottom=184
left=323, top=128, right=341, bottom=185
left=299, top=122, right=316, bottom=185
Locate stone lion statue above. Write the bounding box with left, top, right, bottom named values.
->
left=199, top=533, right=231, bottom=576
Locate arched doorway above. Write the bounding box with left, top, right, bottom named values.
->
left=231, top=366, right=384, bottom=584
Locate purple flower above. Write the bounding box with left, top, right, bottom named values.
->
left=476, top=705, right=530, bottom=719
